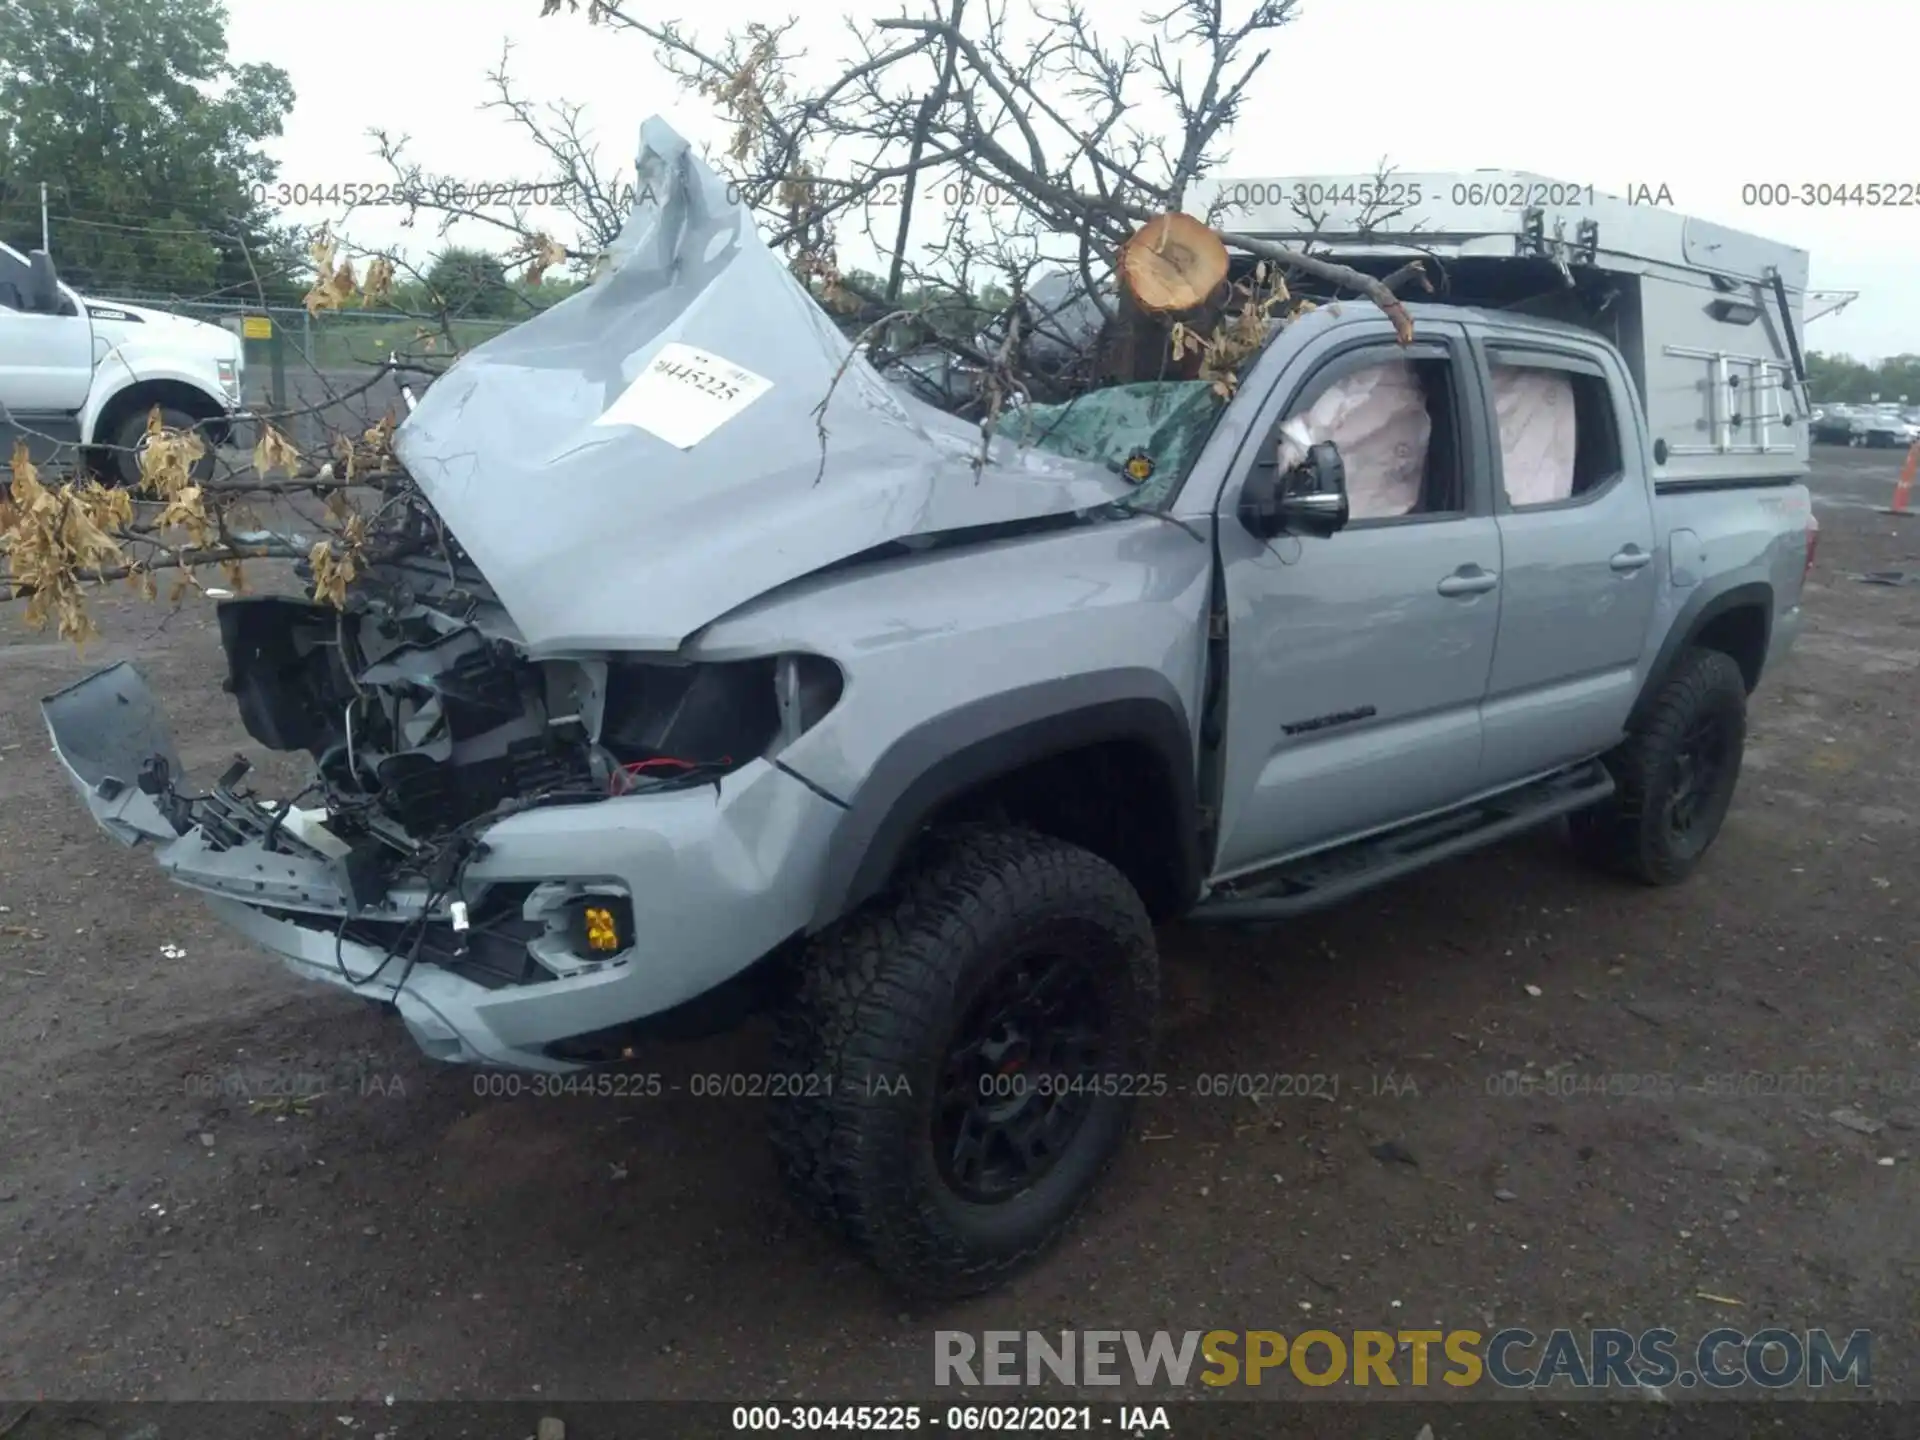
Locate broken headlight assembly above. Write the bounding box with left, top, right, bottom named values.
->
left=199, top=595, right=843, bottom=926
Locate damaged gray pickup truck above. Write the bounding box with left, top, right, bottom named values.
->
left=43, top=128, right=1821, bottom=1296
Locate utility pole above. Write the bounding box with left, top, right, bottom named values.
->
left=40, top=182, right=49, bottom=253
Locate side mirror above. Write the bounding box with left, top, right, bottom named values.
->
left=27, top=251, right=63, bottom=314
left=1238, top=440, right=1350, bottom=540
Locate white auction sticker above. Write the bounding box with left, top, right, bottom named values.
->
left=595, top=341, right=773, bottom=448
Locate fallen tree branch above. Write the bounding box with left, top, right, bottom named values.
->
left=813, top=307, right=918, bottom=484
left=0, top=539, right=304, bottom=603
left=1216, top=229, right=1419, bottom=342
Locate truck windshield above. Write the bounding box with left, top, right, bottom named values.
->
left=995, top=380, right=1228, bottom=508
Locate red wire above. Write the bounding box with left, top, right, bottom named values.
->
left=610, top=755, right=733, bottom=794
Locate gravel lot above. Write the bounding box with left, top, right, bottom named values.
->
left=0, top=445, right=1915, bottom=1404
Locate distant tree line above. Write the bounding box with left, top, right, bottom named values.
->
left=0, top=0, right=305, bottom=301
left=415, top=246, right=585, bottom=318
left=1807, top=352, right=1920, bottom=405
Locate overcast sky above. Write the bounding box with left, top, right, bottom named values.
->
left=225, top=0, right=1915, bottom=361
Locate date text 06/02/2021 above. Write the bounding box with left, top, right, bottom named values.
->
left=729, top=1405, right=1170, bottom=1432
left=466, top=1070, right=912, bottom=1100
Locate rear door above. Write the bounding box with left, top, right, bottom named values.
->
left=1207, top=317, right=1504, bottom=876
left=0, top=244, right=94, bottom=415
left=1469, top=329, right=1659, bottom=785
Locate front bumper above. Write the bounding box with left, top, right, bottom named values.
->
left=42, top=662, right=845, bottom=1070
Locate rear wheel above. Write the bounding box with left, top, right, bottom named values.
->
left=769, top=826, right=1158, bottom=1297
left=1569, top=647, right=1747, bottom=885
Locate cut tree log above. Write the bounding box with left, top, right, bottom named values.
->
left=1118, top=213, right=1230, bottom=315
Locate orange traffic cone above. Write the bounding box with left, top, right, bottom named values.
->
left=1885, top=440, right=1920, bottom=516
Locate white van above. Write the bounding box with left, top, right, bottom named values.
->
left=0, top=241, right=246, bottom=485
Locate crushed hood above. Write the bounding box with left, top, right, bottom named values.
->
left=391, top=117, right=1131, bottom=655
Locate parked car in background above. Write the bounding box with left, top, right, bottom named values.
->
left=1811, top=405, right=1870, bottom=446
left=0, top=241, right=245, bottom=484
left=1861, top=408, right=1920, bottom=449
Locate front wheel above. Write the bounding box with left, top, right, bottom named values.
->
left=105, top=404, right=219, bottom=488
left=770, top=826, right=1159, bottom=1298
left=1569, top=647, right=1748, bottom=885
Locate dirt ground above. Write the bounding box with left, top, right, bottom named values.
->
left=0, top=445, right=1915, bottom=1405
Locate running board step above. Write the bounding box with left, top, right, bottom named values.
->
left=1190, top=760, right=1614, bottom=922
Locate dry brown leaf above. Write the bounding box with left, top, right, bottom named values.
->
left=3, top=439, right=139, bottom=646
left=332, top=432, right=357, bottom=484
left=698, top=25, right=782, bottom=163
left=305, top=258, right=358, bottom=315
left=309, top=229, right=337, bottom=277
left=136, top=407, right=205, bottom=500
left=155, top=485, right=212, bottom=547
left=778, top=166, right=818, bottom=229
left=252, top=423, right=300, bottom=479
left=309, top=538, right=359, bottom=609
left=303, top=230, right=359, bottom=314
left=513, top=233, right=567, bottom=286
left=360, top=256, right=397, bottom=308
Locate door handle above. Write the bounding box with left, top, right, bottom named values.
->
left=1609, top=546, right=1653, bottom=572
left=1437, top=565, right=1499, bottom=597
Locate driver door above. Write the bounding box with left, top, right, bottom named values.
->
left=1208, top=318, right=1503, bottom=878
left=0, top=245, right=94, bottom=415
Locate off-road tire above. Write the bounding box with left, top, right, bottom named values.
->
left=1569, top=646, right=1748, bottom=885
left=769, top=825, right=1158, bottom=1298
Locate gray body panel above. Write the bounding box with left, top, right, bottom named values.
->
left=390, top=118, right=1128, bottom=656
left=1470, top=324, right=1661, bottom=784
left=1175, top=302, right=1808, bottom=880
left=1200, top=317, right=1505, bottom=871
left=38, top=133, right=1814, bottom=1072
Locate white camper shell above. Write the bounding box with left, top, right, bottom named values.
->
left=1192, top=171, right=1840, bottom=490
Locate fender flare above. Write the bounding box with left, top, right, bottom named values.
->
left=807, top=670, right=1202, bottom=930
left=81, top=361, right=232, bottom=445
left=1628, top=578, right=1773, bottom=730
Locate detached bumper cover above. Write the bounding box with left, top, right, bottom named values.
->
left=42, top=662, right=844, bottom=1070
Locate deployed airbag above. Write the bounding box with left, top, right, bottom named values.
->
left=1491, top=365, right=1578, bottom=505
left=1277, top=362, right=1430, bottom=519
